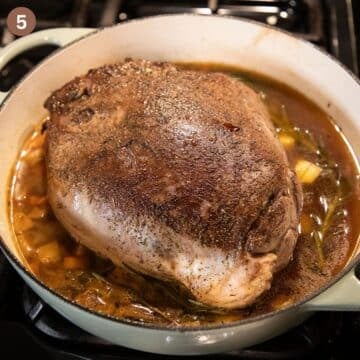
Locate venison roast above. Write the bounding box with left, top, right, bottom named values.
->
left=45, top=60, right=302, bottom=309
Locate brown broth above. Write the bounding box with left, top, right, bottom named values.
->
left=8, top=64, right=360, bottom=327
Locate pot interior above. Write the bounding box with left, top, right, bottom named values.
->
left=0, top=14, right=359, bottom=279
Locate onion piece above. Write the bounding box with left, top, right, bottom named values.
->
left=295, top=160, right=322, bottom=184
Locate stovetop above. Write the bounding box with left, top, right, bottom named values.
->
left=0, top=1, right=359, bottom=359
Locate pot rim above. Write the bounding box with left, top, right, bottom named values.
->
left=0, top=13, right=359, bottom=333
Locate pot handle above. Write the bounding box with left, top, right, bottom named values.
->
left=0, top=27, right=95, bottom=105
left=301, top=265, right=360, bottom=311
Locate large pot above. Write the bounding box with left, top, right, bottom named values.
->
left=0, top=15, right=360, bottom=355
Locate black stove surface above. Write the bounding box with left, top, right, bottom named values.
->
left=0, top=1, right=359, bottom=359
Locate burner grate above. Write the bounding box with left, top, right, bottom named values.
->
left=120, top=0, right=324, bottom=43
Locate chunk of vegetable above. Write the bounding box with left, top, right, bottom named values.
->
left=63, top=256, right=89, bottom=270
left=28, top=206, right=47, bottom=220
left=28, top=229, right=53, bottom=248
left=295, top=160, right=322, bottom=184
left=13, top=183, right=28, bottom=202
left=37, top=242, right=62, bottom=265
left=18, top=234, right=36, bottom=257
left=278, top=134, right=295, bottom=148
left=14, top=212, right=33, bottom=233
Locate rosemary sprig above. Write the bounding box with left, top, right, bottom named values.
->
left=313, top=231, right=325, bottom=268
left=187, top=299, right=229, bottom=315
left=93, top=270, right=179, bottom=324
left=140, top=299, right=180, bottom=325
left=321, top=193, right=341, bottom=238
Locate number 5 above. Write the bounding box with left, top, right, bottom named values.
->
left=16, top=14, right=27, bottom=30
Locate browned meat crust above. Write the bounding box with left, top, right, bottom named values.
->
left=45, top=60, right=302, bottom=308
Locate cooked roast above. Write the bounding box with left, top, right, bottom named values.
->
left=45, top=60, right=302, bottom=309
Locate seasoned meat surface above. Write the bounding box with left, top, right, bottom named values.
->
left=45, top=60, right=302, bottom=309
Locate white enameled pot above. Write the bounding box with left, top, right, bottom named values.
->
left=0, top=15, right=360, bottom=355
